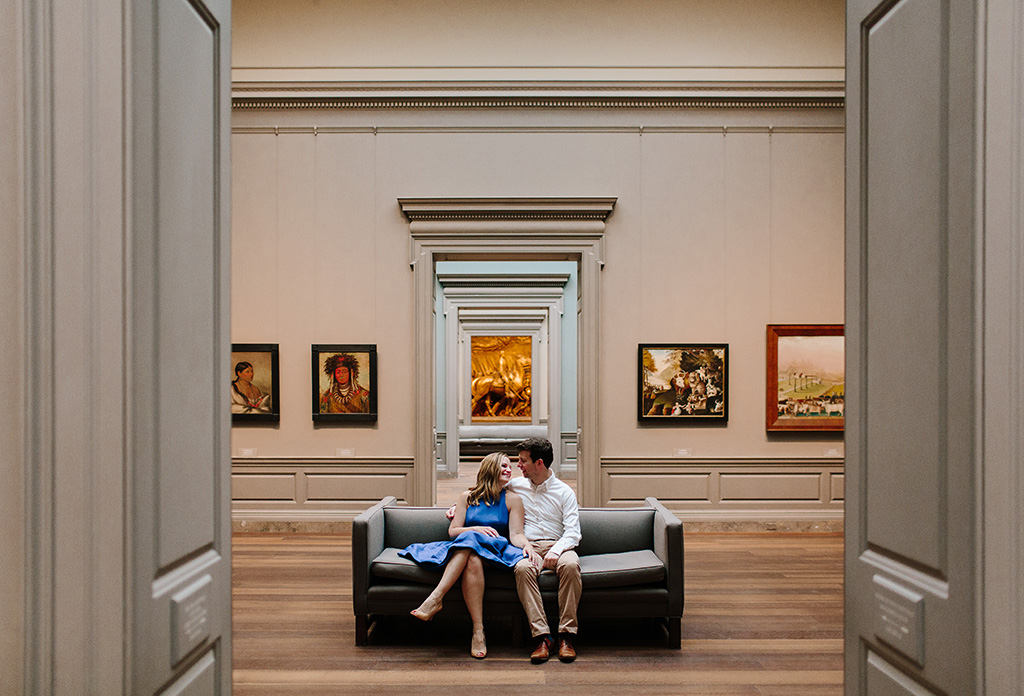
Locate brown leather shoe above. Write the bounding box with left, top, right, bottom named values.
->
left=558, top=635, right=577, bottom=663
left=530, top=635, right=554, bottom=664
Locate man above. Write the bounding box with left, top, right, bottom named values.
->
left=506, top=437, right=582, bottom=664
left=319, top=353, right=369, bottom=413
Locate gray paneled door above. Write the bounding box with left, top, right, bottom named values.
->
left=129, top=0, right=232, bottom=692
left=845, top=0, right=978, bottom=694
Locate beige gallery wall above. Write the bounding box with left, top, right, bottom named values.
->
left=232, top=0, right=844, bottom=84
left=231, top=114, right=845, bottom=460
left=228, top=0, right=846, bottom=517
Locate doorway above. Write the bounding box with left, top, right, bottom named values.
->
left=433, top=261, right=577, bottom=506
left=400, top=197, right=615, bottom=507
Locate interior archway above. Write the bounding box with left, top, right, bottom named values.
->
left=400, top=197, right=616, bottom=506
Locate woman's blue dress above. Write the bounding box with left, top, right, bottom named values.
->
left=400, top=490, right=525, bottom=570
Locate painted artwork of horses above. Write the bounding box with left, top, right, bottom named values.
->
left=470, top=335, right=532, bottom=422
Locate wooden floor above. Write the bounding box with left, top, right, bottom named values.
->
left=232, top=532, right=844, bottom=695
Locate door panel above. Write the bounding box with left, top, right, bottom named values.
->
left=130, top=0, right=231, bottom=692
left=846, top=0, right=978, bottom=693
left=863, top=0, right=946, bottom=572
left=157, top=0, right=219, bottom=567
left=867, top=651, right=940, bottom=696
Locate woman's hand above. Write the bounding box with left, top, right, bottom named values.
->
left=472, top=526, right=500, bottom=537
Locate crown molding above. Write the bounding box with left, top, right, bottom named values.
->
left=233, top=94, right=843, bottom=111
left=399, top=197, right=617, bottom=222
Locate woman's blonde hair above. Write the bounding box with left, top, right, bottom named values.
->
left=467, top=452, right=508, bottom=506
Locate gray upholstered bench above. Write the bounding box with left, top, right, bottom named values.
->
left=352, top=496, right=684, bottom=648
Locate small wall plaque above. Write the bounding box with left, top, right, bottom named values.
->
left=171, top=574, right=213, bottom=664
left=872, top=574, right=925, bottom=666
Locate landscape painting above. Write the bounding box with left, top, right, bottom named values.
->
left=639, top=343, right=728, bottom=422
left=766, top=325, right=844, bottom=431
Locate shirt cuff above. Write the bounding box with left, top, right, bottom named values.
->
left=549, top=540, right=575, bottom=557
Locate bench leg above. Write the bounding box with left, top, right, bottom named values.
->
left=355, top=615, right=369, bottom=646
left=668, top=617, right=681, bottom=649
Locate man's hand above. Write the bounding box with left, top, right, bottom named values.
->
left=445, top=504, right=456, bottom=520
left=542, top=550, right=560, bottom=570
left=523, top=545, right=544, bottom=568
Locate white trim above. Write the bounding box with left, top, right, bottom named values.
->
left=439, top=274, right=570, bottom=478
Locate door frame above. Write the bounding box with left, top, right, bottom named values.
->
left=401, top=197, right=615, bottom=506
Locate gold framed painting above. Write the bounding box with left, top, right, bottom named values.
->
left=469, top=335, right=532, bottom=423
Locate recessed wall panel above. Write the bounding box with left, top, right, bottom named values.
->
left=720, top=473, right=820, bottom=501
left=306, top=474, right=410, bottom=501
left=604, top=473, right=710, bottom=502
left=232, top=474, right=295, bottom=501
left=830, top=474, right=844, bottom=501
left=864, top=0, right=944, bottom=571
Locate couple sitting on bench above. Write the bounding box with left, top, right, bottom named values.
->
left=400, top=437, right=580, bottom=663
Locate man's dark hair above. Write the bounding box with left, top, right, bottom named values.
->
left=323, top=353, right=360, bottom=384
left=517, top=437, right=554, bottom=469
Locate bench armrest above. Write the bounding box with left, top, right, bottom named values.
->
left=351, top=496, right=397, bottom=615
left=645, top=497, right=684, bottom=615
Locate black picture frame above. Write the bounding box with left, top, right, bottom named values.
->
left=638, top=343, right=729, bottom=422
left=312, top=344, right=378, bottom=422
left=231, top=343, right=280, bottom=423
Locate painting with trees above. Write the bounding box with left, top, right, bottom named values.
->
left=638, top=344, right=728, bottom=422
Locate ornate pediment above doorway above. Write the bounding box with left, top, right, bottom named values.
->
left=398, top=197, right=617, bottom=221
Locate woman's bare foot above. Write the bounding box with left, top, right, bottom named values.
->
left=410, top=595, right=442, bottom=621
left=470, top=628, right=487, bottom=659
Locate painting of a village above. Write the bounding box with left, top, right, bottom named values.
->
left=771, top=330, right=844, bottom=430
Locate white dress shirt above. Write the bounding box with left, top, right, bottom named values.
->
left=508, top=473, right=581, bottom=556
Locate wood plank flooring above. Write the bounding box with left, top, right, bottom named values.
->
left=232, top=532, right=843, bottom=695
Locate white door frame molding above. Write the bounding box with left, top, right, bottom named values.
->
left=982, top=0, right=1024, bottom=689
left=402, top=197, right=616, bottom=506
left=438, top=273, right=571, bottom=478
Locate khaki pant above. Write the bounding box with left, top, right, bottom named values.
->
left=514, top=540, right=582, bottom=637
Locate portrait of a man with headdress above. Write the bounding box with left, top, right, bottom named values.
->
left=319, top=352, right=370, bottom=414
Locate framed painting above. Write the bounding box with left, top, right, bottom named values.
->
left=231, top=343, right=280, bottom=423
left=312, top=344, right=377, bottom=422
left=766, top=324, right=844, bottom=431
left=470, top=335, right=532, bottom=423
left=638, top=343, right=728, bottom=422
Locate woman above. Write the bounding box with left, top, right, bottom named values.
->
left=231, top=361, right=271, bottom=414
left=399, top=452, right=525, bottom=659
